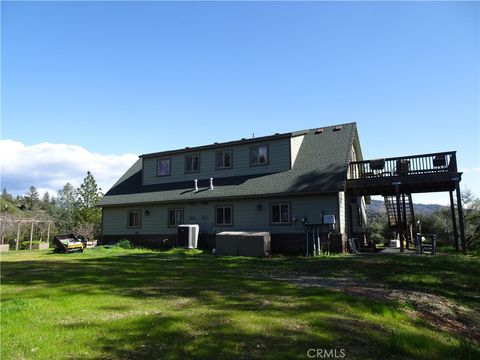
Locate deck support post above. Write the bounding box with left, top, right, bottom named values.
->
left=408, top=193, right=415, bottom=249
left=408, top=193, right=415, bottom=226
left=394, top=182, right=404, bottom=253
left=402, top=193, right=408, bottom=249
left=454, top=178, right=467, bottom=254
left=449, top=190, right=459, bottom=251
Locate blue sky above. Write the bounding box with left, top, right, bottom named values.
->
left=1, top=1, right=479, bottom=204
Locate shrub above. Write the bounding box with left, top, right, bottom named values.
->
left=20, top=240, right=41, bottom=250
left=116, top=239, right=133, bottom=249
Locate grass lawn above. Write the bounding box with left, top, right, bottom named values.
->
left=1, top=248, right=479, bottom=359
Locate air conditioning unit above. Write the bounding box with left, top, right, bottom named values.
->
left=177, top=225, right=199, bottom=249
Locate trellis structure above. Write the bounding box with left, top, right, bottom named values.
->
left=0, top=216, right=53, bottom=251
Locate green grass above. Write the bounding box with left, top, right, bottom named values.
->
left=1, top=248, right=479, bottom=359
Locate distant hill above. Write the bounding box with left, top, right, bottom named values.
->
left=367, top=199, right=447, bottom=216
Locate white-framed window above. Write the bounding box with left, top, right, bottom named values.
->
left=250, top=145, right=268, bottom=166
left=271, top=203, right=290, bottom=224
left=215, top=205, right=233, bottom=226
left=157, top=159, right=171, bottom=176
left=185, top=154, right=200, bottom=173
left=168, top=208, right=184, bottom=227
left=127, top=210, right=142, bottom=228
left=216, top=150, right=232, bottom=169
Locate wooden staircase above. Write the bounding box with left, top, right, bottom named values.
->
left=384, top=195, right=415, bottom=243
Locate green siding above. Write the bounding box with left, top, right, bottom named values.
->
left=102, top=206, right=171, bottom=235
left=142, top=138, right=291, bottom=185
left=102, top=194, right=339, bottom=235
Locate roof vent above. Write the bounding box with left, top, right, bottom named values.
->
left=314, top=128, right=324, bottom=134
left=241, top=138, right=246, bottom=141
left=333, top=125, right=342, bottom=131
left=209, top=178, right=214, bottom=190
left=275, top=132, right=280, bottom=135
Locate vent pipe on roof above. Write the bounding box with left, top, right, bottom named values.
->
left=209, top=178, right=214, bottom=190
left=194, top=179, right=199, bottom=192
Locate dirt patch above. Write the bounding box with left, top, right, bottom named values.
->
left=257, top=271, right=480, bottom=342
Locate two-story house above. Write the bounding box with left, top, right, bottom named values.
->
left=98, top=122, right=368, bottom=254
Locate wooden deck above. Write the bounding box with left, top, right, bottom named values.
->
left=347, top=150, right=466, bottom=254
left=347, top=151, right=461, bottom=196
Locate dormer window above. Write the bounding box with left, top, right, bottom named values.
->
left=157, top=159, right=171, bottom=176
left=216, top=150, right=232, bottom=169
left=250, top=145, right=268, bottom=166
left=185, top=154, right=200, bottom=173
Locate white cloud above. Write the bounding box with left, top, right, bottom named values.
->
left=461, top=166, right=480, bottom=174
left=0, top=140, right=138, bottom=196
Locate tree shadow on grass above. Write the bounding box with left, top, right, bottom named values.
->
left=2, top=251, right=479, bottom=305
left=57, top=287, right=473, bottom=360
left=2, top=251, right=479, bottom=359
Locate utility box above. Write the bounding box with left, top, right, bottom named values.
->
left=323, top=215, right=336, bottom=225
left=177, top=225, right=199, bottom=249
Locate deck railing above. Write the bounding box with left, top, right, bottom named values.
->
left=348, top=151, right=457, bottom=180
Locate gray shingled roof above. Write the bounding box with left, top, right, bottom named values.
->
left=98, top=123, right=357, bottom=207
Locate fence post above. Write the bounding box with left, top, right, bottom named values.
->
left=47, top=222, right=51, bottom=245
left=29, top=221, right=34, bottom=251
left=16, top=222, right=21, bottom=250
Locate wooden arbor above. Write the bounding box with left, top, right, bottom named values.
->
left=347, top=151, right=466, bottom=254
left=0, top=216, right=53, bottom=251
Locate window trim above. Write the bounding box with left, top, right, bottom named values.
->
left=127, top=210, right=142, bottom=229
left=184, top=154, right=201, bottom=174
left=250, top=144, right=269, bottom=167
left=270, top=202, right=291, bottom=225
left=167, top=208, right=184, bottom=228
left=215, top=205, right=234, bottom=226
left=156, top=158, right=172, bottom=177
left=215, top=149, right=233, bottom=170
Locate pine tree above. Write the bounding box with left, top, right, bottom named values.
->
left=55, top=183, right=77, bottom=233
left=75, top=171, right=103, bottom=239
left=1, top=188, right=16, bottom=214
left=40, top=192, right=51, bottom=211
left=42, top=192, right=50, bottom=204
left=24, top=186, right=40, bottom=210
left=1, top=188, right=13, bottom=202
